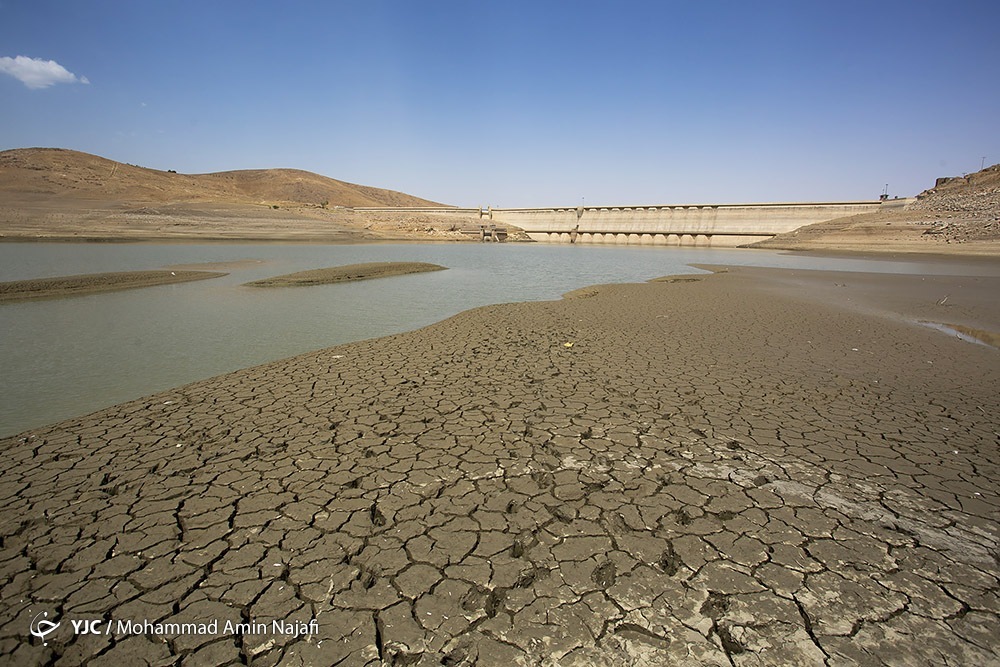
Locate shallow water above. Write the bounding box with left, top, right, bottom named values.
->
left=917, top=321, right=995, bottom=348
left=1, top=242, right=996, bottom=437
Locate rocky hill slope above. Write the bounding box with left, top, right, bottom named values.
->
left=903, top=164, right=1000, bottom=242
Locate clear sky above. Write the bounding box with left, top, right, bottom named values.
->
left=1, top=1, right=998, bottom=207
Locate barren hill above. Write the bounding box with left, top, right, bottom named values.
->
left=0, top=148, right=500, bottom=242
left=752, top=164, right=1000, bottom=255
left=0, top=147, right=443, bottom=208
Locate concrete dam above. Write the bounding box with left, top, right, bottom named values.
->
left=354, top=201, right=883, bottom=246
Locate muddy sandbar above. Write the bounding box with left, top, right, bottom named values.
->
left=244, top=261, right=446, bottom=287
left=0, top=270, right=226, bottom=303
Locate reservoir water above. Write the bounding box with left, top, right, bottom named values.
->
left=1, top=242, right=995, bottom=437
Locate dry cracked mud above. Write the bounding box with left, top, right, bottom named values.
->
left=1, top=267, right=998, bottom=666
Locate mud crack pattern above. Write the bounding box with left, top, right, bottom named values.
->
left=1, top=271, right=998, bottom=666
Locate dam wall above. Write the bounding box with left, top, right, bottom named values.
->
left=488, top=201, right=882, bottom=246
left=351, top=201, right=884, bottom=246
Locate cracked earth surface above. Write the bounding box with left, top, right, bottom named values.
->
left=1, top=267, right=998, bottom=666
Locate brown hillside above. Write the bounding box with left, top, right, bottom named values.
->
left=0, top=147, right=444, bottom=208
left=0, top=148, right=500, bottom=242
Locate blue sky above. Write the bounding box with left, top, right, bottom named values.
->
left=1, top=1, right=998, bottom=207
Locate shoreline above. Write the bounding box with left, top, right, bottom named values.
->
left=0, top=234, right=478, bottom=245
left=745, top=240, right=1000, bottom=258
left=3, top=232, right=998, bottom=259
left=2, top=265, right=998, bottom=665
left=759, top=246, right=1000, bottom=263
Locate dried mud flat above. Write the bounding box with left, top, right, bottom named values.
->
left=244, top=263, right=447, bottom=287
left=0, top=270, right=226, bottom=303
left=2, top=267, right=999, bottom=666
